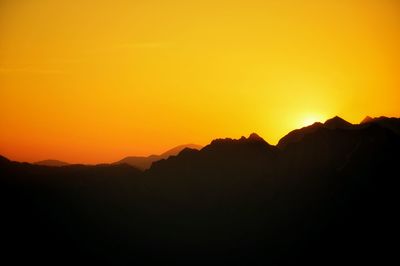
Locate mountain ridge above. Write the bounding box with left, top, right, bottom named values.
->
left=113, top=143, right=202, bottom=170
left=4, top=116, right=400, bottom=166
left=277, top=115, right=400, bottom=149
left=1, top=115, right=399, bottom=265
left=35, top=159, right=70, bottom=167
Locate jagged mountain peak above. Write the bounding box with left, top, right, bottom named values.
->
left=210, top=132, right=269, bottom=147
left=324, top=116, right=353, bottom=129
left=361, top=116, right=373, bottom=124
left=248, top=132, right=264, bottom=141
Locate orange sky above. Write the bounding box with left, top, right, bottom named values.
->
left=1, top=0, right=399, bottom=164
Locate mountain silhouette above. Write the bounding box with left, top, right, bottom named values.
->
left=0, top=155, right=10, bottom=164
left=1, top=116, right=399, bottom=265
left=360, top=115, right=373, bottom=124
left=277, top=121, right=323, bottom=148
left=277, top=115, right=399, bottom=148
left=113, top=144, right=202, bottom=170
left=359, top=116, right=400, bottom=135
left=323, top=115, right=353, bottom=129
left=35, top=159, right=70, bottom=166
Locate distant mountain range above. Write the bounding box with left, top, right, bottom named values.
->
left=33, top=116, right=398, bottom=167
left=1, top=115, right=399, bottom=265
left=34, top=144, right=202, bottom=169
left=35, top=159, right=70, bottom=167
left=113, top=144, right=202, bottom=170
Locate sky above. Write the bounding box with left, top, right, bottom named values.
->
left=0, top=0, right=399, bottom=163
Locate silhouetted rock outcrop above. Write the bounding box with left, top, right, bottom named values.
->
left=361, top=115, right=373, bottom=124
left=323, top=115, right=353, bottom=129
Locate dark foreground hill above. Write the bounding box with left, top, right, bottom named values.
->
left=1, top=116, right=399, bottom=265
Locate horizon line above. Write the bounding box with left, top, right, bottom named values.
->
left=2, top=115, right=398, bottom=165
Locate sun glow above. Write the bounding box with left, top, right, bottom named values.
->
left=300, top=114, right=326, bottom=127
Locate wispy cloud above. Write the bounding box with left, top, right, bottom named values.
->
left=85, top=42, right=173, bottom=55
left=115, top=42, right=172, bottom=49
left=0, top=67, right=64, bottom=74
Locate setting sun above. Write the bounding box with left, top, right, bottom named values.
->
left=300, top=114, right=326, bottom=127
left=1, top=1, right=399, bottom=264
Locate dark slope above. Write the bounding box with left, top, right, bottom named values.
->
left=0, top=155, right=10, bottom=164
left=277, top=122, right=323, bottom=149
left=277, top=116, right=354, bottom=148
left=1, top=117, right=400, bottom=265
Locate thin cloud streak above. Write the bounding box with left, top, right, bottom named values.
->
left=0, top=67, right=65, bottom=74
left=85, top=42, right=174, bottom=55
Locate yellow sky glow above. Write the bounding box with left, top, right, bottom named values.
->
left=1, top=0, right=399, bottom=163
